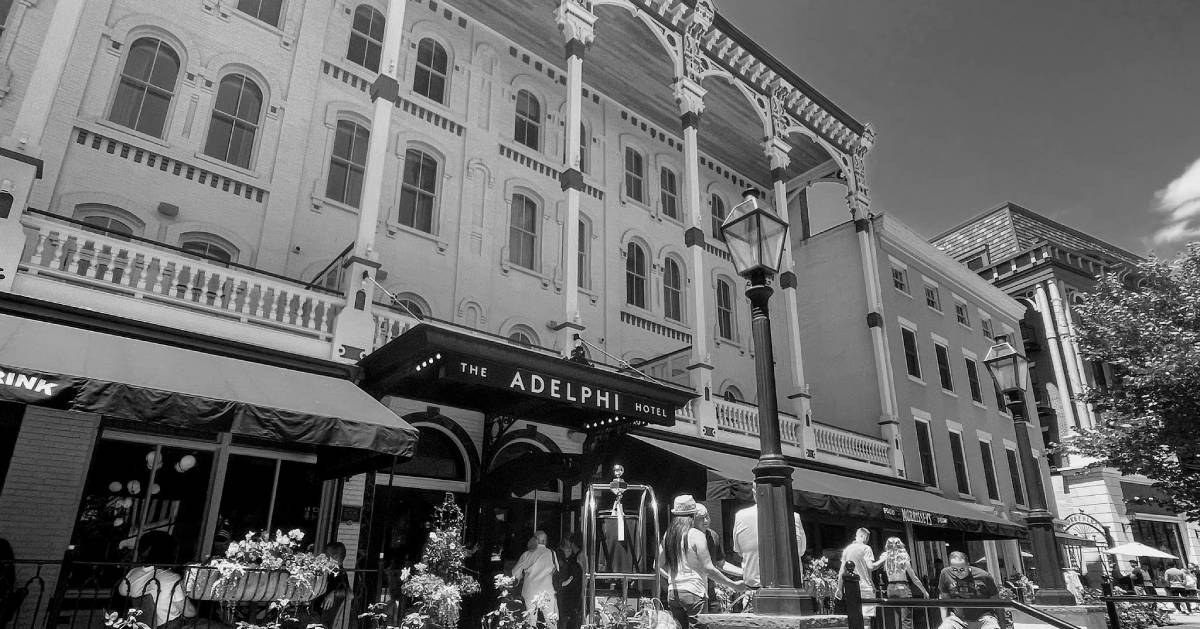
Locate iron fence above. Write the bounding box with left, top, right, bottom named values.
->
left=0, top=559, right=407, bottom=629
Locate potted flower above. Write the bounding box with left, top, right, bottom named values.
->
left=185, top=529, right=339, bottom=603
left=383, top=494, right=479, bottom=629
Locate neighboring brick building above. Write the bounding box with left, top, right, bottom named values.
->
left=933, top=202, right=1200, bottom=586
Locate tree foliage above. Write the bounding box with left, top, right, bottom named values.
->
left=1070, top=243, right=1200, bottom=518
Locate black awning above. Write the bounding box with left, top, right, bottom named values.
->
left=359, top=324, right=696, bottom=428
left=0, top=314, right=417, bottom=465
left=634, top=435, right=1027, bottom=540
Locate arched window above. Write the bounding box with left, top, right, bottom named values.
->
left=236, top=0, right=283, bottom=27
left=398, top=149, right=439, bottom=233
left=711, top=194, right=727, bottom=240
left=108, top=38, right=180, bottom=138
left=716, top=278, right=735, bottom=339
left=723, top=386, right=744, bottom=402
left=577, top=217, right=591, bottom=290
left=508, top=193, right=539, bottom=270
left=392, top=427, right=466, bottom=481
left=394, top=293, right=428, bottom=318
left=660, top=167, right=679, bottom=219
left=347, top=5, right=385, bottom=72
left=663, top=258, right=683, bottom=322
left=625, top=242, right=647, bottom=308
left=180, top=235, right=236, bottom=265
left=326, top=120, right=369, bottom=207
left=578, top=123, right=589, bottom=174
left=80, top=215, right=135, bottom=240
left=413, top=38, right=449, bottom=104
left=624, top=148, right=645, bottom=203
left=513, top=90, right=540, bottom=150
left=203, top=74, right=263, bottom=169
left=508, top=325, right=539, bottom=347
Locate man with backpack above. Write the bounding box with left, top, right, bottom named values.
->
left=937, top=551, right=1000, bottom=629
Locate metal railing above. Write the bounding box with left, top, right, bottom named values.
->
left=840, top=564, right=1079, bottom=629
left=1, top=558, right=405, bottom=629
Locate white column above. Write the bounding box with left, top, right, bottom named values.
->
left=765, top=136, right=815, bottom=457
left=674, top=77, right=716, bottom=437
left=331, top=0, right=408, bottom=363
left=552, top=1, right=595, bottom=355
left=1033, top=283, right=1078, bottom=431
left=1046, top=280, right=1092, bottom=429
left=1057, top=280, right=1097, bottom=427
left=3, top=0, right=88, bottom=155
left=847, top=126, right=905, bottom=477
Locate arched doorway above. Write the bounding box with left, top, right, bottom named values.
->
left=1063, top=512, right=1112, bottom=586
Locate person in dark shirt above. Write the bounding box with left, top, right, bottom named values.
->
left=557, top=534, right=584, bottom=629
left=310, top=542, right=349, bottom=629
left=1128, top=560, right=1148, bottom=594
left=937, top=551, right=999, bottom=629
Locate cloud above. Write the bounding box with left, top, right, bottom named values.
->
left=1152, top=157, right=1200, bottom=245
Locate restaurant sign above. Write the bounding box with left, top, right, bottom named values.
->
left=440, top=355, right=675, bottom=423
left=882, top=505, right=950, bottom=527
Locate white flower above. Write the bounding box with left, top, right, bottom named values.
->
left=400, top=567, right=411, bottom=581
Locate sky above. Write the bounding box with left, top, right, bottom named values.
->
left=716, top=0, right=1200, bottom=259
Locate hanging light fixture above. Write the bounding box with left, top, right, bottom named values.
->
left=174, top=454, right=197, bottom=473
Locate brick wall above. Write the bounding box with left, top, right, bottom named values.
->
left=0, top=406, right=100, bottom=626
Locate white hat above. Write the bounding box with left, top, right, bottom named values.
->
left=671, top=494, right=699, bottom=516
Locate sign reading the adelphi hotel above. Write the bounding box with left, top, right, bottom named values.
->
left=441, top=355, right=674, bottom=423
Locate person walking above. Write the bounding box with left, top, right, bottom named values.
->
left=1166, top=562, right=1193, bottom=613
left=512, top=530, right=560, bottom=629
left=882, top=537, right=929, bottom=629
left=936, top=551, right=999, bottom=629
left=834, top=528, right=885, bottom=621
left=731, top=491, right=805, bottom=599
left=658, top=495, right=746, bottom=629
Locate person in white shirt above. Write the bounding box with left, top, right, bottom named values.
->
left=731, top=491, right=806, bottom=589
left=511, top=530, right=560, bottom=628
left=116, top=532, right=196, bottom=628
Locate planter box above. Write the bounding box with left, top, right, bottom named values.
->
left=184, top=566, right=327, bottom=603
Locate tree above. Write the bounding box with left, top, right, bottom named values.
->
left=396, top=493, right=480, bottom=628
left=1069, top=243, right=1200, bottom=518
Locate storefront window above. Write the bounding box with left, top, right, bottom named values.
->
left=392, top=427, right=466, bottom=481
left=1131, top=519, right=1186, bottom=579
left=74, top=440, right=214, bottom=562
left=215, top=454, right=322, bottom=549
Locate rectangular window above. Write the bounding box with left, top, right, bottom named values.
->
left=980, top=440, right=1000, bottom=501
left=717, top=281, right=735, bottom=340
left=660, top=168, right=679, bottom=219
left=924, top=284, right=942, bottom=311
left=915, top=419, right=938, bottom=487
left=577, top=220, right=590, bottom=290
left=624, top=148, right=645, bottom=203
left=892, top=267, right=909, bottom=294
left=965, top=358, right=984, bottom=403
left=508, top=194, right=538, bottom=270
left=955, top=302, right=971, bottom=327
left=902, top=328, right=921, bottom=379
left=1006, top=447, right=1026, bottom=505
left=982, top=317, right=994, bottom=340
left=949, top=430, right=971, bottom=495
left=237, top=0, right=283, bottom=26
left=935, top=344, right=954, bottom=391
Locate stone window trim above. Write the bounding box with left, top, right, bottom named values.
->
left=347, top=4, right=386, bottom=73
left=71, top=203, right=147, bottom=238
left=662, top=254, right=686, bottom=324
left=199, top=70, right=270, bottom=172
left=410, top=36, right=451, bottom=105
left=311, top=105, right=372, bottom=213
left=178, top=231, right=240, bottom=265
left=105, top=36, right=183, bottom=141
left=946, top=422, right=972, bottom=497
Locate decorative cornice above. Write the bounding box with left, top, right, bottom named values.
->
left=673, top=77, right=706, bottom=117
left=554, top=1, right=596, bottom=47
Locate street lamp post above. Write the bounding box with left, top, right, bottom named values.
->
left=719, top=189, right=803, bottom=615
left=983, top=340, right=1072, bottom=603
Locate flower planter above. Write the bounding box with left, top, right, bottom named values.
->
left=184, top=565, right=327, bottom=603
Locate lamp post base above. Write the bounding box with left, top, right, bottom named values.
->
left=753, top=461, right=804, bottom=615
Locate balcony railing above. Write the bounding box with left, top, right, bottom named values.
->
left=707, top=398, right=892, bottom=470
left=812, top=422, right=892, bottom=467
left=713, top=398, right=804, bottom=448
left=18, top=212, right=344, bottom=342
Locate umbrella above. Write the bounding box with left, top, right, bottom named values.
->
left=1103, top=542, right=1179, bottom=560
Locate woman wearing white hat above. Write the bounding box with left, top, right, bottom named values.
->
left=658, top=495, right=746, bottom=628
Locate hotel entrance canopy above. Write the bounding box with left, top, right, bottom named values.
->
left=359, top=324, right=696, bottom=429
left=0, top=313, right=417, bottom=469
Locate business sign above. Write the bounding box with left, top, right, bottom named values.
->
left=0, top=364, right=73, bottom=404
left=440, top=355, right=675, bottom=423
left=882, top=505, right=950, bottom=527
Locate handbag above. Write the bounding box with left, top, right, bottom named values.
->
left=639, top=597, right=678, bottom=629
